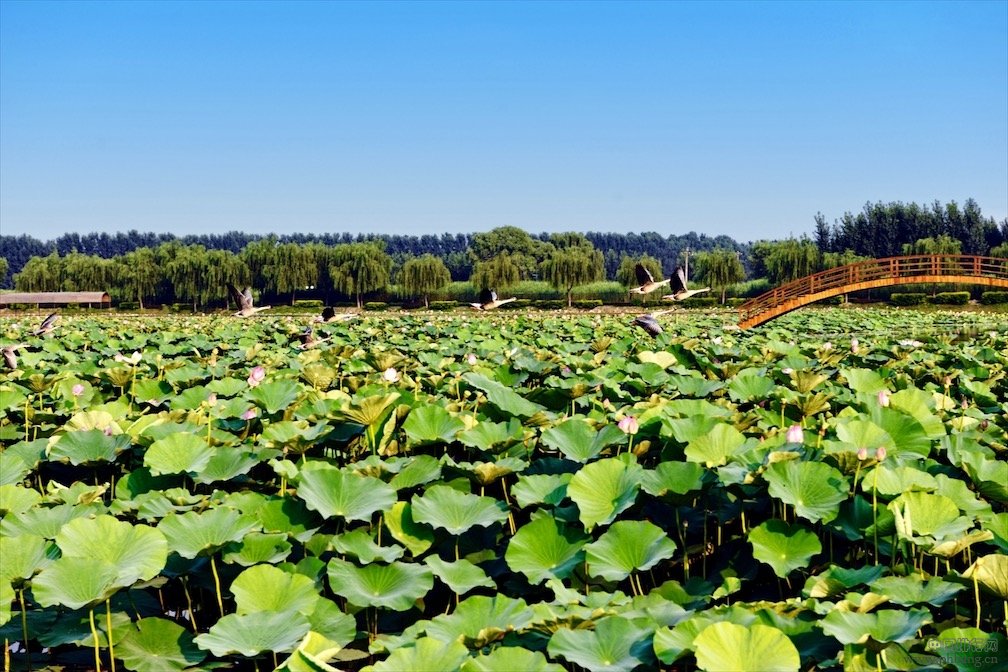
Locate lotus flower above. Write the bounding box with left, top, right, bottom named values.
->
left=785, top=424, right=804, bottom=444
left=71, top=384, right=84, bottom=397
left=114, top=351, right=142, bottom=365
left=850, top=338, right=859, bottom=353
left=618, top=415, right=639, bottom=435
left=247, top=366, right=266, bottom=388
left=781, top=367, right=794, bottom=375
left=877, top=390, right=890, bottom=407
left=207, top=392, right=218, bottom=407
left=383, top=367, right=399, bottom=383
left=857, top=446, right=869, bottom=461
left=242, top=408, right=258, bottom=421
left=875, top=446, right=887, bottom=462
left=467, top=353, right=477, bottom=366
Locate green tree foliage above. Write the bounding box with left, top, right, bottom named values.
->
left=821, top=249, right=871, bottom=270
left=14, top=250, right=63, bottom=292
left=990, top=242, right=1008, bottom=259
left=764, top=238, right=821, bottom=286
left=0, top=257, right=8, bottom=286
left=116, top=247, right=159, bottom=309
left=901, top=235, right=962, bottom=256
left=694, top=248, right=745, bottom=303
left=541, top=244, right=605, bottom=307
left=240, top=237, right=279, bottom=294
left=329, top=243, right=392, bottom=308
left=274, top=242, right=318, bottom=303
left=470, top=253, right=520, bottom=293
left=615, top=254, right=663, bottom=287
left=398, top=254, right=451, bottom=307
left=469, top=226, right=553, bottom=280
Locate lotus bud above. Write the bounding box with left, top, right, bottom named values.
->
left=247, top=366, right=266, bottom=388
left=207, top=392, right=218, bottom=407
left=71, top=383, right=84, bottom=397
left=850, top=338, right=859, bottom=353
left=467, top=353, right=477, bottom=365
left=383, top=367, right=400, bottom=383
left=979, top=419, right=989, bottom=431
left=618, top=415, right=639, bottom=435
left=857, top=446, right=869, bottom=461
left=781, top=367, right=794, bottom=375
left=822, top=342, right=832, bottom=351
left=877, top=390, right=890, bottom=407
left=242, top=408, right=258, bottom=421
left=785, top=424, right=804, bottom=444
left=875, top=446, right=887, bottom=462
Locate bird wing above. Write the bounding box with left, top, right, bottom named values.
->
left=632, top=315, right=662, bottom=337
left=36, top=312, right=59, bottom=333
left=2, top=348, right=15, bottom=369
left=242, top=288, right=255, bottom=308
left=321, top=306, right=335, bottom=321
left=227, top=284, right=247, bottom=310
left=634, top=263, right=653, bottom=286
left=672, top=267, right=688, bottom=294
left=479, top=288, right=494, bottom=305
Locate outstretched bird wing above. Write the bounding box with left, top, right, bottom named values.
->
left=671, top=267, right=688, bottom=294
left=634, top=263, right=654, bottom=287
left=321, top=306, right=335, bottom=322
left=632, top=314, right=663, bottom=337
left=227, top=284, right=249, bottom=311
left=35, top=312, right=59, bottom=334
left=242, top=287, right=255, bottom=308
left=479, top=288, right=495, bottom=306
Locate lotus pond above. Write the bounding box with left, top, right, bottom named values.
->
left=1, top=306, right=1006, bottom=672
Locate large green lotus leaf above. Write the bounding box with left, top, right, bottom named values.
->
left=410, top=485, right=509, bottom=535
left=117, top=617, right=206, bottom=672
left=256, top=497, right=321, bottom=542
left=133, top=379, right=173, bottom=407
left=662, top=416, right=722, bottom=445
left=693, top=622, right=799, bottom=672
left=222, top=531, right=293, bottom=566
left=888, top=491, right=962, bottom=538
left=871, top=408, right=931, bottom=457
left=48, top=429, right=130, bottom=465
left=193, top=446, right=260, bottom=485
left=982, top=512, right=1008, bottom=552
left=425, top=594, right=533, bottom=645
left=802, top=565, right=886, bottom=599
left=653, top=614, right=738, bottom=664
left=567, top=456, right=642, bottom=530
left=462, top=646, right=565, bottom=672
left=388, top=454, right=443, bottom=491
left=540, top=418, right=623, bottom=463
left=641, top=462, right=705, bottom=497
left=144, top=432, right=215, bottom=476
left=383, top=501, right=435, bottom=557
left=207, top=376, right=249, bottom=398
left=458, top=418, right=524, bottom=452
left=65, top=410, right=121, bottom=434
left=868, top=576, right=965, bottom=606
left=0, top=451, right=32, bottom=487
left=505, top=512, right=588, bottom=584
left=961, top=454, right=1008, bottom=504
left=684, top=423, right=748, bottom=467
left=765, top=460, right=848, bottom=524
left=585, top=520, right=677, bottom=581
left=56, top=515, right=167, bottom=586
left=0, top=502, right=95, bottom=539
left=371, top=636, right=470, bottom=672
left=297, top=463, right=396, bottom=522
left=402, top=405, right=465, bottom=445
left=749, top=520, right=822, bottom=578
left=0, top=581, right=10, bottom=626
left=464, top=372, right=546, bottom=417
left=834, top=419, right=892, bottom=454
left=889, top=387, right=945, bottom=439
left=637, top=350, right=679, bottom=369
left=930, top=529, right=995, bottom=558
left=819, top=607, right=932, bottom=644
left=194, top=610, right=310, bottom=657
left=306, top=598, right=357, bottom=649
left=424, top=556, right=495, bottom=594
left=276, top=630, right=349, bottom=672
left=963, top=554, right=1008, bottom=599
left=0, top=483, right=41, bottom=516
left=0, top=384, right=29, bottom=411
left=248, top=378, right=302, bottom=415
left=32, top=556, right=120, bottom=609
left=930, top=628, right=1008, bottom=672
left=861, top=464, right=937, bottom=496
left=157, top=508, right=259, bottom=558
left=0, top=534, right=50, bottom=584
left=326, top=558, right=433, bottom=611
left=260, top=419, right=329, bottom=445
left=512, top=473, right=572, bottom=508
left=332, top=529, right=404, bottom=563
left=231, top=564, right=320, bottom=615
left=727, top=369, right=776, bottom=403
left=547, top=615, right=654, bottom=672
left=840, top=368, right=888, bottom=395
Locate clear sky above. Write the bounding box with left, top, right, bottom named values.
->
left=1, top=0, right=1006, bottom=244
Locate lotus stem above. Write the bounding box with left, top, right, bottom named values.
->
left=24, top=397, right=29, bottom=443
left=500, top=480, right=516, bottom=535
left=973, top=573, right=981, bottom=629
left=872, top=466, right=879, bottom=565
left=88, top=606, right=102, bottom=672
left=4, top=636, right=9, bottom=672
left=181, top=578, right=197, bottom=631
left=106, top=598, right=116, bottom=672
left=18, top=588, right=30, bottom=670
left=210, top=554, right=224, bottom=617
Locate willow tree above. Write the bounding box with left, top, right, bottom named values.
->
left=14, top=251, right=63, bottom=292
left=399, top=254, right=451, bottom=307
left=542, top=246, right=604, bottom=307
left=901, top=234, right=962, bottom=256
left=694, top=248, right=745, bottom=304
left=240, top=237, right=279, bottom=296
left=0, top=257, right=8, bottom=287
left=117, top=247, right=159, bottom=309
left=469, top=226, right=552, bottom=280
left=764, top=238, right=821, bottom=285
left=61, top=252, right=116, bottom=292
left=470, top=253, right=520, bottom=295
left=329, top=243, right=391, bottom=308
left=273, top=242, right=317, bottom=303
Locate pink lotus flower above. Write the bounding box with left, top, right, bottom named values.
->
left=383, top=367, right=399, bottom=383
left=875, top=446, right=887, bottom=462
left=247, top=366, right=266, bottom=388
left=857, top=446, right=869, bottom=461
left=71, top=384, right=85, bottom=397
left=467, top=353, right=477, bottom=366
left=242, top=408, right=258, bottom=421
left=785, top=424, right=804, bottom=444
left=114, top=351, right=142, bottom=365
left=850, top=338, right=859, bottom=353
left=207, top=392, right=218, bottom=407
left=618, top=415, right=639, bottom=435
left=877, top=390, right=890, bottom=407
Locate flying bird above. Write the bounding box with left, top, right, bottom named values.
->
left=628, top=263, right=671, bottom=296
left=316, top=306, right=358, bottom=323
left=631, top=309, right=674, bottom=338
left=33, top=312, right=60, bottom=335
left=296, top=325, right=331, bottom=349
left=2, top=343, right=29, bottom=370
left=663, top=267, right=711, bottom=302
left=228, top=285, right=271, bottom=317
left=471, top=289, right=517, bottom=310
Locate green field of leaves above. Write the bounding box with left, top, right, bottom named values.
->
left=1, top=306, right=1006, bottom=671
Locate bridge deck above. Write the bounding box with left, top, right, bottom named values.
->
left=738, top=255, right=1008, bottom=328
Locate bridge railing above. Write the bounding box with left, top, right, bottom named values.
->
left=738, top=255, right=1008, bottom=324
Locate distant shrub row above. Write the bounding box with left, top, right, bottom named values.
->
left=890, top=292, right=972, bottom=306
left=980, top=291, right=1008, bottom=305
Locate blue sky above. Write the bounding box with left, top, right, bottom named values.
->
left=1, top=0, right=1006, bottom=244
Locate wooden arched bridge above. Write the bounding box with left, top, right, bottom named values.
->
left=738, top=254, right=1008, bottom=329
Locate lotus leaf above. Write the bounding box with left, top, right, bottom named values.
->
left=464, top=372, right=546, bottom=417
left=0, top=483, right=41, bottom=515
left=693, top=621, right=799, bottom=672
left=963, top=553, right=1008, bottom=598
left=332, top=529, right=405, bottom=563
left=840, top=368, right=887, bottom=395
left=297, top=463, right=396, bottom=522
left=410, top=484, right=509, bottom=535
left=248, top=378, right=302, bottom=414
left=547, top=615, right=654, bottom=672
left=403, top=405, right=465, bottom=444
left=370, top=636, right=469, bottom=672
left=388, top=454, right=442, bottom=490
left=327, top=558, right=433, bottom=611
left=49, top=429, right=130, bottom=465
left=888, top=491, right=965, bottom=538
left=0, top=451, right=32, bottom=487
left=222, top=532, right=293, bottom=565
left=512, top=473, right=572, bottom=508
left=0, top=502, right=97, bottom=539
left=462, top=646, right=565, bottom=672
left=158, top=508, right=259, bottom=558
left=0, top=534, right=50, bottom=587
left=194, top=610, right=310, bottom=657
left=231, top=563, right=320, bottom=615
left=117, top=617, right=207, bottom=672
left=540, top=418, right=623, bottom=462
left=585, top=520, right=677, bottom=581
left=684, top=423, right=748, bottom=467
left=567, top=456, right=642, bottom=530
left=505, top=512, right=588, bottom=584
left=144, top=432, right=215, bottom=476
left=55, top=514, right=167, bottom=586
left=383, top=501, right=435, bottom=556
left=194, top=445, right=261, bottom=484
left=32, top=556, right=120, bottom=609
left=749, top=519, right=822, bottom=577
left=868, top=576, right=965, bottom=606
left=424, top=556, right=495, bottom=594
left=424, top=594, right=533, bottom=645
left=803, top=565, right=886, bottom=599
left=458, top=418, right=524, bottom=452
left=305, top=598, right=358, bottom=649
left=819, top=607, right=932, bottom=644
left=765, top=460, right=848, bottom=523
left=640, top=461, right=705, bottom=497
